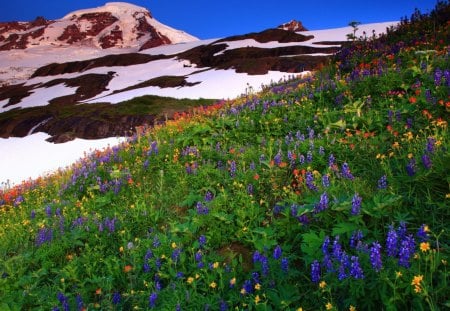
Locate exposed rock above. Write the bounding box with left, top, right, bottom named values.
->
left=278, top=20, right=308, bottom=32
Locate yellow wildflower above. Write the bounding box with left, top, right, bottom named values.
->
left=420, top=242, right=430, bottom=252
left=296, top=308, right=303, bottom=311
left=392, top=141, right=400, bottom=149
left=229, top=277, right=236, bottom=287
left=212, top=261, right=219, bottom=269
left=349, top=305, right=356, bottom=311
left=210, top=281, right=217, bottom=289
left=187, top=277, right=194, bottom=284
left=319, top=281, right=327, bottom=289
left=412, top=275, right=423, bottom=286
left=407, top=153, right=414, bottom=159
left=240, top=288, right=247, bottom=295
left=171, top=242, right=177, bottom=249
left=326, top=302, right=333, bottom=310
left=395, top=271, right=402, bottom=278
left=255, top=295, right=261, bottom=304
left=254, top=283, right=261, bottom=290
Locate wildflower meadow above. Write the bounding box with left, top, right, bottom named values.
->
left=0, top=2, right=449, bottom=310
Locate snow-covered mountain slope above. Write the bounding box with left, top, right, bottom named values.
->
left=0, top=18, right=399, bottom=186
left=0, top=2, right=198, bottom=51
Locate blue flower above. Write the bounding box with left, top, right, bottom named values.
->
left=341, top=163, right=354, bottom=180
left=386, top=225, right=398, bottom=257
left=377, top=175, right=387, bottom=189
left=370, top=242, right=383, bottom=272
left=281, top=257, right=289, bottom=273
left=273, top=245, right=282, bottom=260
left=311, top=260, right=321, bottom=283
left=350, top=256, right=364, bottom=279
left=149, top=292, right=158, bottom=308
left=351, top=193, right=362, bottom=215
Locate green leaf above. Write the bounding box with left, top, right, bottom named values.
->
left=301, top=230, right=325, bottom=260
left=332, top=222, right=359, bottom=236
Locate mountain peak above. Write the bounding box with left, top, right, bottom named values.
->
left=0, top=2, right=198, bottom=51
left=278, top=20, right=308, bottom=32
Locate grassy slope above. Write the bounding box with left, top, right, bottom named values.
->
left=0, top=3, right=449, bottom=310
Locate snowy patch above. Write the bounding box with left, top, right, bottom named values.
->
left=0, top=84, right=77, bottom=113
left=0, top=132, right=124, bottom=187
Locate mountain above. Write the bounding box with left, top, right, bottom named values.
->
left=277, top=20, right=308, bottom=32
left=0, top=2, right=399, bottom=148
left=0, top=2, right=198, bottom=50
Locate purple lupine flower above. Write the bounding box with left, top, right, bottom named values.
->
left=397, top=222, right=407, bottom=240
left=195, top=251, right=203, bottom=262
left=30, top=210, right=36, bottom=219
left=204, top=191, right=214, bottom=202
left=171, top=248, right=182, bottom=262
left=253, top=251, right=262, bottom=264
left=261, top=255, right=270, bottom=276
left=421, top=154, right=432, bottom=169
left=328, top=154, right=336, bottom=168
left=273, top=245, right=282, bottom=260
left=143, top=262, right=151, bottom=273
left=416, top=224, right=429, bottom=242
left=153, top=236, right=161, bottom=248
left=434, top=68, right=443, bottom=86
left=398, top=234, right=416, bottom=267
left=406, top=158, right=416, bottom=176
left=338, top=252, right=350, bottom=281
left=311, top=260, right=321, bottom=283
left=308, top=127, right=315, bottom=140
left=350, top=230, right=364, bottom=248
left=112, top=292, right=121, bottom=305
left=274, top=152, right=282, bottom=166
left=322, top=174, right=330, bottom=188
left=196, top=202, right=209, bottom=215
left=370, top=242, right=383, bottom=272
left=291, top=203, right=298, bottom=217
left=305, top=171, right=317, bottom=191
left=45, top=205, right=52, bottom=217
left=314, top=192, right=329, bottom=213
left=319, top=146, right=325, bottom=155
left=242, top=279, right=253, bottom=294
left=426, top=137, right=436, bottom=153
left=57, top=292, right=69, bottom=311
left=299, top=154, right=305, bottom=165
left=322, top=253, right=333, bottom=273
left=386, top=226, right=398, bottom=257
left=149, top=292, right=158, bottom=308
left=229, top=160, right=237, bottom=178
left=252, top=272, right=260, bottom=284
left=273, top=203, right=284, bottom=215
left=287, top=150, right=296, bottom=166
left=247, top=183, right=254, bottom=195
left=220, top=300, right=229, bottom=311
left=176, top=272, right=184, bottom=279
left=350, top=256, right=364, bottom=279
left=322, top=236, right=330, bottom=255
left=332, top=236, right=343, bottom=260
left=306, top=151, right=313, bottom=163
left=351, top=193, right=362, bottom=215
left=281, top=257, right=289, bottom=273
left=341, top=163, right=354, bottom=180
left=249, top=161, right=256, bottom=170
left=35, top=227, right=53, bottom=247
left=199, top=235, right=207, bottom=247
left=76, top=294, right=84, bottom=311
left=150, top=141, right=158, bottom=154
left=296, top=130, right=305, bottom=141
left=378, top=175, right=387, bottom=189
left=104, top=217, right=117, bottom=233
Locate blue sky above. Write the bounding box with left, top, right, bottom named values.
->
left=0, top=0, right=439, bottom=39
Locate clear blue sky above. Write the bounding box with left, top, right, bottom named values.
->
left=0, top=0, right=439, bottom=39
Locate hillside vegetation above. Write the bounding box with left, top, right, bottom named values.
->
left=0, top=2, right=449, bottom=310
